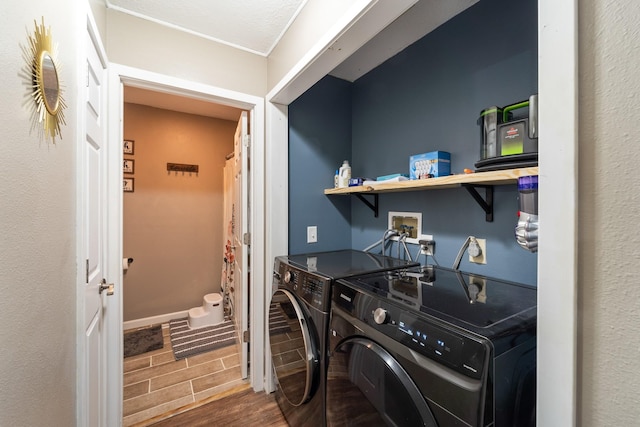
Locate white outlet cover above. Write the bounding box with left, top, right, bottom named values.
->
left=307, top=226, right=317, bottom=243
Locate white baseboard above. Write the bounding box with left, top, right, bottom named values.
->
left=123, top=310, right=189, bottom=331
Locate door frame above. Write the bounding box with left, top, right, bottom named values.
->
left=106, top=64, right=266, bottom=408
left=265, top=0, right=578, bottom=424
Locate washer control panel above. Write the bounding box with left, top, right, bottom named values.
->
left=332, top=281, right=489, bottom=379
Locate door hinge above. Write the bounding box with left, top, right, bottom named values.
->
left=243, top=135, right=251, bottom=148
left=86, top=259, right=89, bottom=283
left=243, top=330, right=250, bottom=343
left=243, top=232, right=251, bottom=245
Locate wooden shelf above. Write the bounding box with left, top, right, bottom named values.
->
left=324, top=166, right=538, bottom=221
left=324, top=167, right=538, bottom=195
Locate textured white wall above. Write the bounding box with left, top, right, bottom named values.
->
left=106, top=10, right=268, bottom=97
left=578, top=1, right=640, bottom=425
left=0, top=1, right=79, bottom=426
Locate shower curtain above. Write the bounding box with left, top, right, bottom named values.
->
left=222, top=155, right=235, bottom=319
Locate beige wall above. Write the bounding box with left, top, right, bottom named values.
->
left=0, top=1, right=79, bottom=426
left=122, top=103, right=235, bottom=321
left=106, top=10, right=268, bottom=97
left=578, top=1, right=640, bottom=425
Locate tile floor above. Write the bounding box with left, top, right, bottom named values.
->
left=123, top=323, right=247, bottom=426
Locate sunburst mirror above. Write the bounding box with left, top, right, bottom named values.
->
left=22, top=18, right=66, bottom=143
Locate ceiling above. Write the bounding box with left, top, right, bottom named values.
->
left=114, top=0, right=478, bottom=120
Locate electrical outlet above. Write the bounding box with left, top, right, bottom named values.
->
left=307, top=226, right=317, bottom=243
left=419, top=239, right=436, bottom=256
left=469, top=238, right=486, bottom=264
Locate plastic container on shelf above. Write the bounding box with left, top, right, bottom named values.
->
left=338, top=161, right=351, bottom=188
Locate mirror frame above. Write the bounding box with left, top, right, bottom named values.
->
left=24, top=18, right=66, bottom=143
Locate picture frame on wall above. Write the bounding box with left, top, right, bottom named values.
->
left=123, top=178, right=134, bottom=192
left=123, top=159, right=135, bottom=174
left=123, top=139, right=134, bottom=155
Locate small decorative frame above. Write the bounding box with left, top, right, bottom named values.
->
left=123, top=159, right=135, bottom=174
left=123, top=178, right=134, bottom=192
left=123, top=139, right=135, bottom=155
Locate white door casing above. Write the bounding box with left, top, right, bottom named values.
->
left=233, top=111, right=249, bottom=379
left=108, top=64, right=265, bottom=391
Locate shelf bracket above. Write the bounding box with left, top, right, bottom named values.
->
left=354, top=194, right=379, bottom=217
left=462, top=184, right=494, bottom=222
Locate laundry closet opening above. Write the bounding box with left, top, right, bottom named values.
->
left=121, top=85, right=250, bottom=370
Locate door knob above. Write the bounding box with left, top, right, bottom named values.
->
left=99, top=278, right=114, bottom=296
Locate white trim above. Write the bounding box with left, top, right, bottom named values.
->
left=268, top=0, right=417, bottom=105
left=75, top=5, right=89, bottom=426
left=123, top=311, right=189, bottom=331
left=538, top=0, right=578, bottom=425
left=106, top=57, right=124, bottom=427
left=249, top=100, right=267, bottom=391
left=263, top=101, right=289, bottom=393
left=107, top=64, right=267, bottom=394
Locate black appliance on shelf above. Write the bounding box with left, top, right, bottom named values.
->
left=327, top=265, right=537, bottom=426
left=268, top=249, right=418, bottom=427
left=475, top=95, right=538, bottom=172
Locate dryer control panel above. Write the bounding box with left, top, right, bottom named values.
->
left=275, top=260, right=331, bottom=311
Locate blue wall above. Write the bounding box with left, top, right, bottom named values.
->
left=289, top=77, right=353, bottom=254
left=289, top=0, right=538, bottom=285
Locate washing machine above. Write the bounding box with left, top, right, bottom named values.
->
left=269, top=250, right=418, bottom=427
left=327, top=266, right=537, bottom=427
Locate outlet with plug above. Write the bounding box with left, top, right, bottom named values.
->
left=468, top=237, right=486, bottom=264
left=419, top=239, right=436, bottom=256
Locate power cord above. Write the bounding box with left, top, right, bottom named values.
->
left=452, top=236, right=483, bottom=270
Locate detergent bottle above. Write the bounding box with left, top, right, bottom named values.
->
left=338, top=161, right=351, bottom=188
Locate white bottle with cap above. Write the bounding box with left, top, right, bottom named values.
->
left=338, top=160, right=351, bottom=188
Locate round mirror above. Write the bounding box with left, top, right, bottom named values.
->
left=22, top=18, right=66, bottom=143
left=40, top=52, right=60, bottom=114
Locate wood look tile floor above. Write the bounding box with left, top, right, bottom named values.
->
left=123, top=323, right=263, bottom=427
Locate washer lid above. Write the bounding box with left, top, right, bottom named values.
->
left=341, top=265, right=537, bottom=334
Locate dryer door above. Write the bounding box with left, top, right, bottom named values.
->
left=327, top=336, right=437, bottom=426
left=269, top=289, right=319, bottom=406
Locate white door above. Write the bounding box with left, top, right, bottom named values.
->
left=233, top=111, right=249, bottom=379
left=81, top=23, right=110, bottom=427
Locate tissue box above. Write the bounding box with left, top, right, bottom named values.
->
left=409, top=151, right=451, bottom=179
